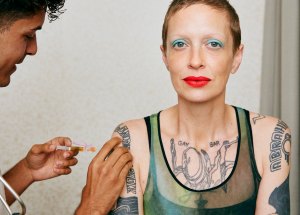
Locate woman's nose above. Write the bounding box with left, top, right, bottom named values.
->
left=188, top=47, right=205, bottom=70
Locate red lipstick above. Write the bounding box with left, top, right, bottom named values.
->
left=183, top=76, right=211, bottom=88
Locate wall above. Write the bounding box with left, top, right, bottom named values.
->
left=0, top=1, right=265, bottom=214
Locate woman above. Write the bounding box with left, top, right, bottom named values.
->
left=109, top=0, right=291, bottom=214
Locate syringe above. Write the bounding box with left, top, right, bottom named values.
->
left=56, top=145, right=97, bottom=152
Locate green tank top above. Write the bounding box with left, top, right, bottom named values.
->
left=143, top=107, right=261, bottom=215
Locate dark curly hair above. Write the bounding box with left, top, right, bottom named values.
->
left=0, top=0, right=66, bottom=31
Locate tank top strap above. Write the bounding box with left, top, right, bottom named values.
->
left=235, top=106, right=247, bottom=144
left=235, top=106, right=261, bottom=191
left=243, top=108, right=262, bottom=185
left=144, top=112, right=160, bottom=203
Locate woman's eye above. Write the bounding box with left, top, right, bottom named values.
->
left=207, top=40, right=224, bottom=49
left=172, top=40, right=187, bottom=48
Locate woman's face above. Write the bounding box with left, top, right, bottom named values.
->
left=161, top=4, right=243, bottom=103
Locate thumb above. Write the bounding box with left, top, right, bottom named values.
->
left=31, top=143, right=56, bottom=155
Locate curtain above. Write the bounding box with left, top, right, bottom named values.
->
left=261, top=0, right=299, bottom=214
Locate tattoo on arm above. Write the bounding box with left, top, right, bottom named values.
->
left=282, top=133, right=291, bottom=165
left=114, top=124, right=137, bottom=195
left=114, top=124, right=131, bottom=149
left=268, top=176, right=290, bottom=215
left=109, top=197, right=139, bottom=215
left=126, top=169, right=136, bottom=194
left=269, top=120, right=289, bottom=172
left=252, top=114, right=266, bottom=124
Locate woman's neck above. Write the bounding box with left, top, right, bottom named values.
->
left=161, top=97, right=236, bottom=149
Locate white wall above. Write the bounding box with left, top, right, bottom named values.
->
left=0, top=1, right=265, bottom=214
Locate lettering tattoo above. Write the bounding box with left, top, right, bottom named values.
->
left=269, top=120, right=289, bottom=172
left=170, top=137, right=238, bottom=191
left=252, top=114, right=266, bottom=124
left=126, top=169, right=136, bottom=194
left=109, top=197, right=139, bottom=215
left=209, top=140, right=220, bottom=147
left=178, top=140, right=189, bottom=147
left=114, top=124, right=137, bottom=194
left=268, top=176, right=290, bottom=215
left=114, top=124, right=131, bottom=149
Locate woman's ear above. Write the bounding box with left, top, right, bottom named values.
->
left=160, top=45, right=169, bottom=70
left=231, top=44, right=244, bottom=74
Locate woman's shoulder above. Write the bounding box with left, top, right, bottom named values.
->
left=112, top=117, right=151, bottom=160
left=248, top=111, right=290, bottom=135
left=114, top=118, right=147, bottom=134
left=112, top=110, right=161, bottom=142
left=247, top=111, right=291, bottom=175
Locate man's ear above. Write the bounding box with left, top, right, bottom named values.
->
left=160, top=45, right=169, bottom=70
left=231, top=44, right=244, bottom=74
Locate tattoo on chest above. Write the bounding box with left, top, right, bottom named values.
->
left=269, top=120, right=289, bottom=172
left=170, top=137, right=238, bottom=190
left=209, top=140, right=220, bottom=147
left=268, top=176, right=290, bottom=215
left=195, top=194, right=208, bottom=209
left=114, top=124, right=137, bottom=194
left=178, top=140, right=190, bottom=147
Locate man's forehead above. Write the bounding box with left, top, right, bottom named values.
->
left=11, top=11, right=45, bottom=31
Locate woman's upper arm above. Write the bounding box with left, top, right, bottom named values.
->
left=109, top=120, right=147, bottom=215
left=109, top=163, right=144, bottom=215
left=252, top=114, right=291, bottom=215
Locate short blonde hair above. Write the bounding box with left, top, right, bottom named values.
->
left=162, top=0, right=241, bottom=53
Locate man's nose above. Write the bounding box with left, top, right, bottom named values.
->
left=26, top=36, right=38, bottom=56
